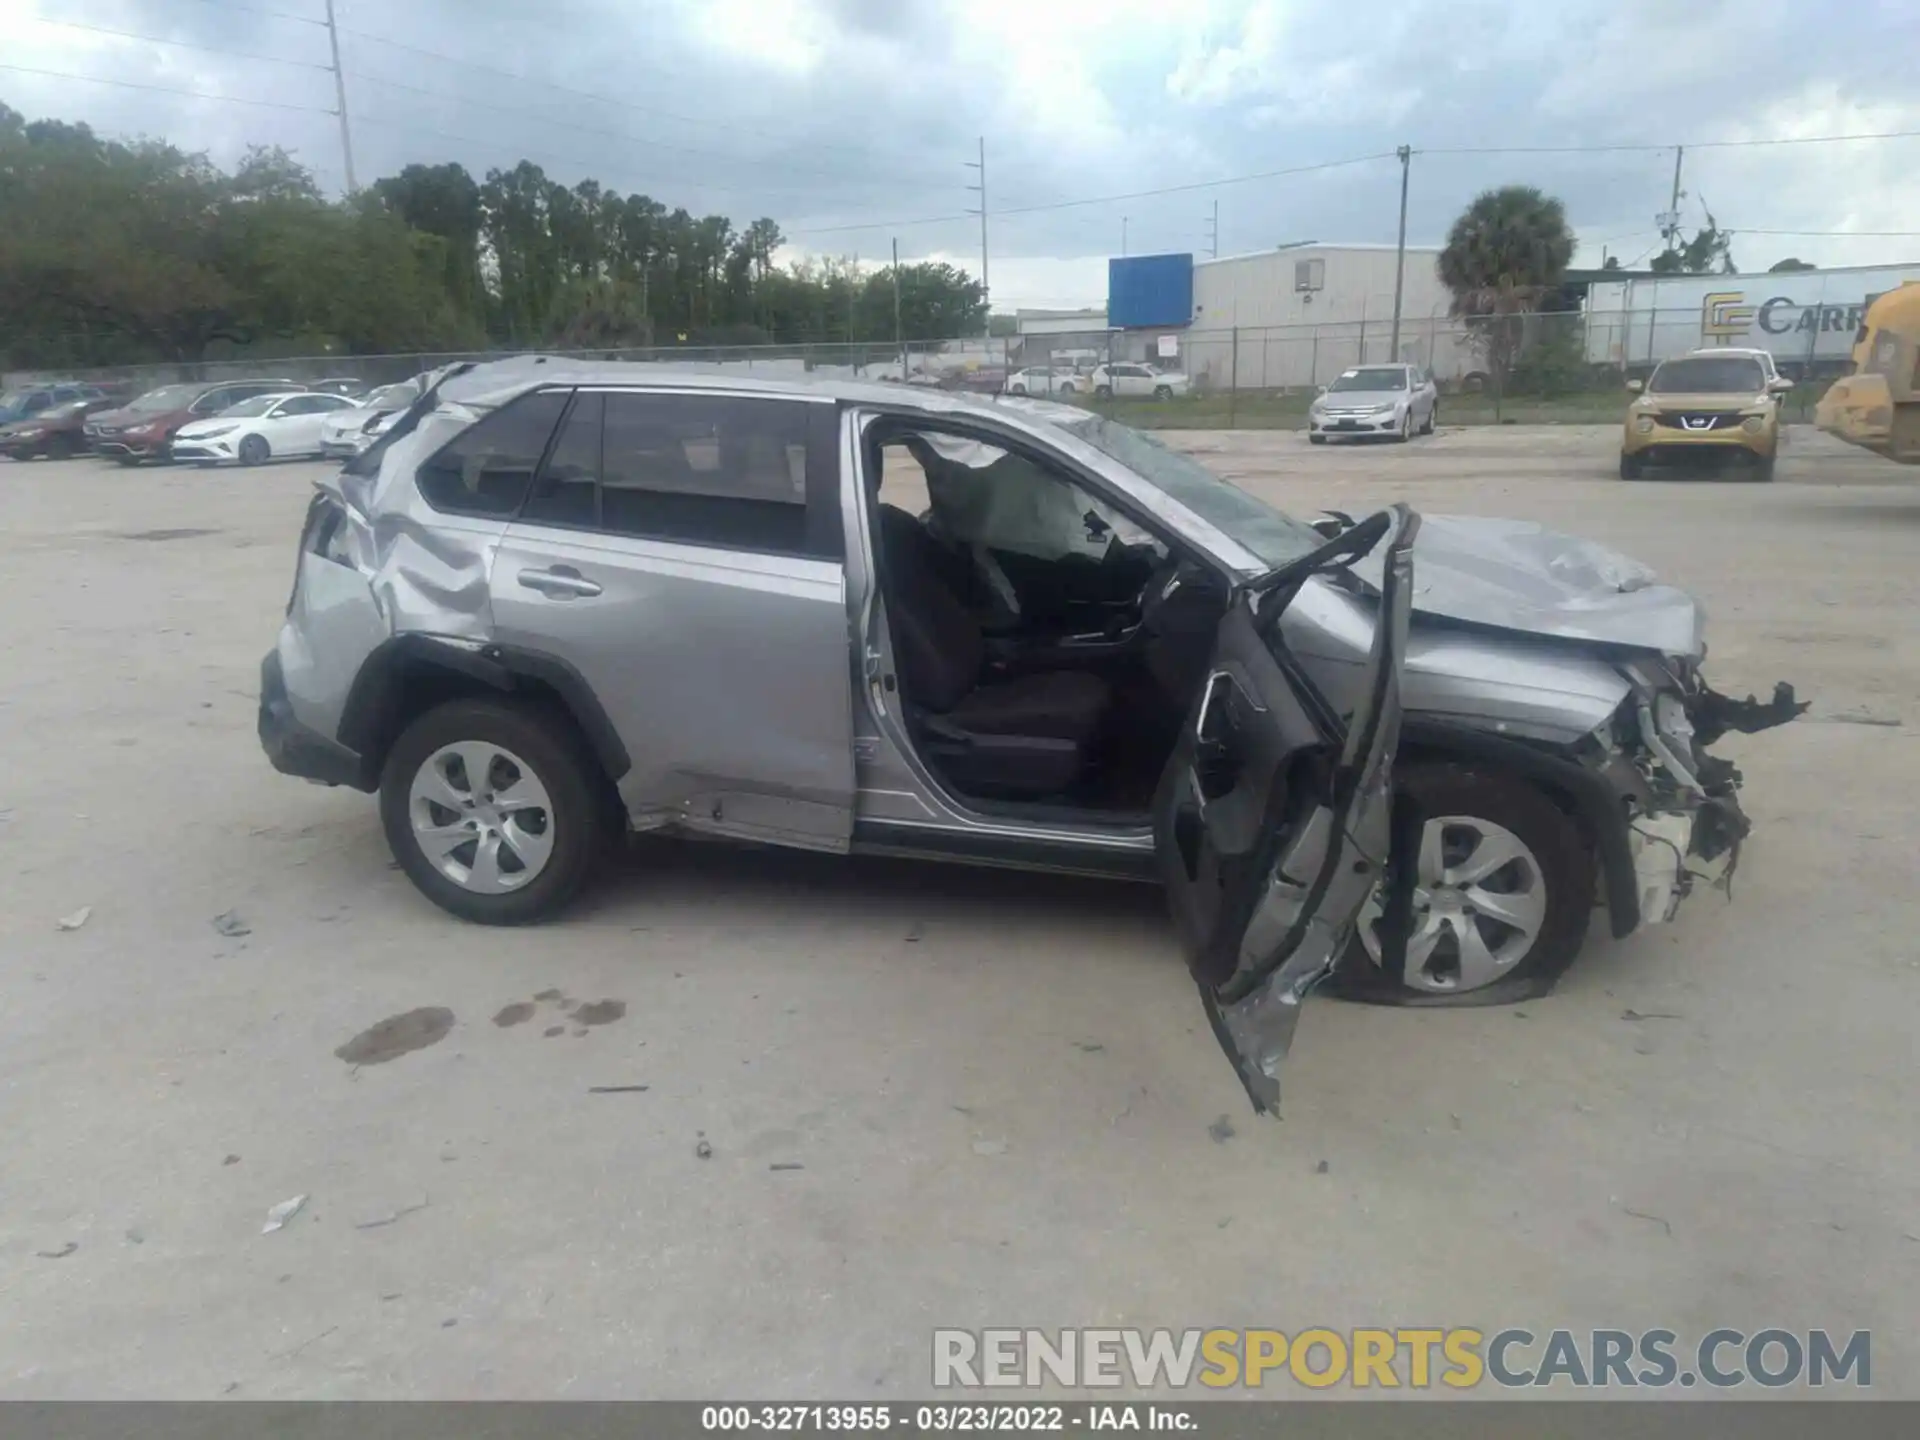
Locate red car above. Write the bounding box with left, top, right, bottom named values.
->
left=0, top=393, right=124, bottom=459
left=83, top=379, right=298, bottom=465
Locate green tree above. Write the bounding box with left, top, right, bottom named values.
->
left=1438, top=185, right=1576, bottom=418
left=1769, top=256, right=1816, bottom=273
left=1650, top=208, right=1736, bottom=275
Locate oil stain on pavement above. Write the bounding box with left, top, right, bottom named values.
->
left=335, top=1007, right=455, bottom=1065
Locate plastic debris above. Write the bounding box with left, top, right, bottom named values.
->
left=212, top=909, right=252, bottom=938
left=695, top=1138, right=713, bottom=1160
left=37, top=1241, right=78, bottom=1259
left=56, top=906, right=92, bottom=931
left=262, top=1195, right=308, bottom=1234
left=971, top=1139, right=1008, bottom=1157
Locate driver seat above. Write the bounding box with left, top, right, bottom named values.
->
left=877, top=505, right=1110, bottom=797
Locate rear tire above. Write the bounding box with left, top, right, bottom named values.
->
left=238, top=433, right=270, bottom=467
left=1331, top=765, right=1593, bottom=1006
left=1618, top=451, right=1645, bottom=480
left=1095, top=384, right=1113, bottom=399
left=1154, top=384, right=1173, bottom=400
left=379, top=698, right=608, bottom=925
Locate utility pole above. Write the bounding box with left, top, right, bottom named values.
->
left=1661, top=145, right=1686, bottom=254
left=892, top=237, right=905, bottom=381
left=1205, top=199, right=1218, bottom=259
left=1388, top=144, right=1411, bottom=362
left=323, top=0, right=356, bottom=192
left=1121, top=216, right=1129, bottom=257
left=965, top=137, right=989, bottom=337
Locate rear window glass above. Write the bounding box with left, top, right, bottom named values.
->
left=416, top=390, right=570, bottom=517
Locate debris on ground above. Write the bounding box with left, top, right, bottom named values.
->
left=223, top=1154, right=240, bottom=1166
left=56, top=906, right=92, bottom=931
left=441, top=1318, right=458, bottom=1328
left=1075, top=1042, right=1105, bottom=1053
left=533, top=988, right=564, bottom=1002
left=1622, top=1008, right=1684, bottom=1022
left=492, top=1002, right=535, bottom=1027
left=211, top=909, right=252, bottom=938
left=37, top=1241, right=78, bottom=1259
left=262, top=1195, right=308, bottom=1234
left=1207, top=1115, right=1236, bottom=1143
left=588, top=1084, right=649, bottom=1094
left=353, top=1195, right=429, bottom=1230
left=770, top=1162, right=805, bottom=1172
left=543, top=1025, right=564, bottom=1038
left=904, top=922, right=924, bottom=943
left=971, top=1139, right=1007, bottom=1157
left=695, top=1138, right=713, bottom=1160
left=334, top=1007, right=455, bottom=1065
left=1315, top=1160, right=1330, bottom=1174
left=125, top=1228, right=144, bottom=1245
left=1619, top=1204, right=1674, bottom=1236
left=572, top=999, right=626, bottom=1026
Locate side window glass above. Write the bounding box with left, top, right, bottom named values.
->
left=598, top=393, right=814, bottom=554
left=523, top=392, right=603, bottom=529
left=416, top=389, right=570, bottom=517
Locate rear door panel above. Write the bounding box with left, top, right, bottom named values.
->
left=1156, top=508, right=1418, bottom=1114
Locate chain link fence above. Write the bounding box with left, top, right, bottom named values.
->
left=13, top=304, right=1854, bottom=428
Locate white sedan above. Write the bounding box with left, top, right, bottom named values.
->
left=170, top=391, right=358, bottom=466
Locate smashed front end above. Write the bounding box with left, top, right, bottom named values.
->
left=1603, top=659, right=1806, bottom=929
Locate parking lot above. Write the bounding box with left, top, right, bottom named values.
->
left=2, top=422, right=1917, bottom=1398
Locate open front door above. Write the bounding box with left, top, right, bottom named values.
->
left=1154, top=507, right=1418, bottom=1115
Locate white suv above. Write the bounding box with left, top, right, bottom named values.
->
left=1090, top=363, right=1188, bottom=400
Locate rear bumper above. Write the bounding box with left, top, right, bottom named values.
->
left=258, top=649, right=367, bottom=789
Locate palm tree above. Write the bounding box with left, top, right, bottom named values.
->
left=1438, top=186, right=1575, bottom=418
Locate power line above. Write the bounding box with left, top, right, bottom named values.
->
left=1420, top=128, right=1920, bottom=156
left=25, top=17, right=334, bottom=70
left=1726, top=227, right=1920, bottom=237
left=168, top=0, right=330, bottom=25
left=0, top=62, right=336, bottom=114
left=789, top=153, right=1394, bottom=236
left=337, top=24, right=920, bottom=167
left=346, top=71, right=936, bottom=189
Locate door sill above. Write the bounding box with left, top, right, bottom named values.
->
left=851, top=816, right=1156, bottom=881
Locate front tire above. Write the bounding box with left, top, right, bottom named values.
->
left=1154, top=384, right=1173, bottom=400
left=1308, top=433, right=1327, bottom=445
left=1749, top=451, right=1777, bottom=482
left=1332, top=765, right=1593, bottom=1006
left=379, top=698, right=607, bottom=925
left=1618, top=451, right=1645, bottom=480
left=1394, top=410, right=1412, bottom=443
left=1095, top=384, right=1114, bottom=399
left=1422, top=402, right=1437, bottom=435
left=238, top=433, right=270, bottom=467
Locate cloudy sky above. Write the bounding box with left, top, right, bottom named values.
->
left=4, top=0, right=1918, bottom=307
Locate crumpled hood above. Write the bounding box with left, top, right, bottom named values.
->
left=1344, top=513, right=1704, bottom=657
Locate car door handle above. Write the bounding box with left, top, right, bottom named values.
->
left=517, top=566, right=602, bottom=599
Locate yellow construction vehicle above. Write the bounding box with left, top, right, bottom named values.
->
left=1815, top=281, right=1920, bottom=462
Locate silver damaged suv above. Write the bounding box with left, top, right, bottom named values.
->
left=259, top=358, right=1803, bottom=1111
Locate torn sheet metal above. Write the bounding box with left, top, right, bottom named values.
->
left=1344, top=514, right=1705, bottom=657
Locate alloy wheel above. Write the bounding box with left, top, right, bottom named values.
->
left=407, top=741, right=556, bottom=894
left=1359, top=814, right=1547, bottom=992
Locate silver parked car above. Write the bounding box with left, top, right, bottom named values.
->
left=258, top=359, right=1801, bottom=1111
left=317, top=378, right=424, bottom=458
left=1309, top=364, right=1439, bottom=443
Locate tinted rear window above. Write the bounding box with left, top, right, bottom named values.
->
left=416, top=390, right=570, bottom=517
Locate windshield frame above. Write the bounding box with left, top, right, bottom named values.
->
left=364, top=382, right=421, bottom=410
left=1052, top=411, right=1323, bottom=568
left=125, top=384, right=204, bottom=413
left=1328, top=366, right=1410, bottom=394
left=214, top=396, right=284, bottom=418
left=1647, top=356, right=1768, bottom=395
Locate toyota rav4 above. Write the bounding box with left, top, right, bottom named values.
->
left=258, top=358, right=1803, bottom=1111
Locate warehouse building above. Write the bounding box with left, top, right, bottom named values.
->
left=1102, top=244, right=1482, bottom=391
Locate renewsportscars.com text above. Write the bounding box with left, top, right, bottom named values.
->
left=932, top=1327, right=1871, bottom=1390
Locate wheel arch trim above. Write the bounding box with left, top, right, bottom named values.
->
left=337, top=635, right=631, bottom=786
